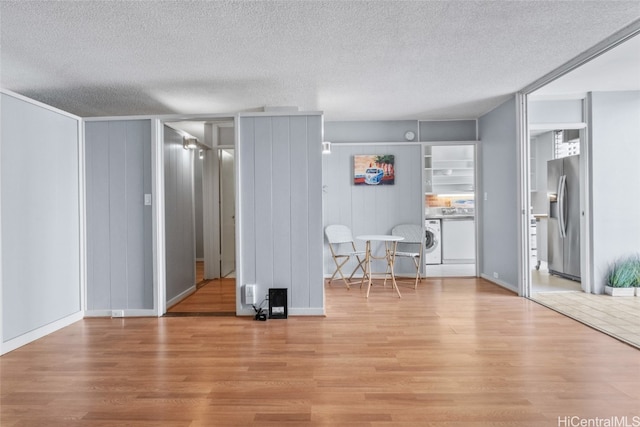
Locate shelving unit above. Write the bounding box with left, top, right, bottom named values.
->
left=424, top=146, right=433, bottom=194
left=425, top=145, right=475, bottom=195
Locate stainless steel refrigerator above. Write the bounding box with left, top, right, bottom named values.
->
left=547, top=155, right=581, bottom=281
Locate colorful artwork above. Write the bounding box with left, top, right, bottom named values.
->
left=353, top=154, right=395, bottom=185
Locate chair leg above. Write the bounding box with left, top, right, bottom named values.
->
left=413, top=256, right=422, bottom=289
left=349, top=256, right=368, bottom=288
left=330, top=257, right=351, bottom=289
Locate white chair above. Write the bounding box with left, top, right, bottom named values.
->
left=391, top=224, right=423, bottom=289
left=325, top=225, right=367, bottom=289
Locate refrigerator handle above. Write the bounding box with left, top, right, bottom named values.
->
left=558, top=175, right=567, bottom=238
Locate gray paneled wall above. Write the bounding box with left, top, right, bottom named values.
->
left=238, top=115, right=323, bottom=314
left=324, top=120, right=419, bottom=143
left=419, top=120, right=477, bottom=141
left=164, top=126, right=196, bottom=303
left=325, top=120, right=476, bottom=143
left=1, top=93, right=81, bottom=341
left=529, top=99, right=583, bottom=125
left=478, top=97, right=518, bottom=291
left=194, top=155, right=204, bottom=259
left=590, top=91, right=640, bottom=293
left=322, top=144, right=424, bottom=277
left=85, top=120, right=153, bottom=311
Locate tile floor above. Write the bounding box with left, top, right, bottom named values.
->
left=531, top=263, right=640, bottom=349
left=532, top=291, right=640, bottom=349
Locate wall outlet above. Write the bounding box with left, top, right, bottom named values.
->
left=493, top=272, right=499, bottom=279
left=111, top=310, right=124, bottom=318
left=244, top=284, right=257, bottom=305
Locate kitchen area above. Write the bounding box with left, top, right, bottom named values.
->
left=424, top=144, right=476, bottom=276
left=530, top=129, right=582, bottom=292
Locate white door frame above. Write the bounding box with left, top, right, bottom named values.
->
left=515, top=22, right=640, bottom=298
left=422, top=140, right=480, bottom=278
left=152, top=114, right=237, bottom=317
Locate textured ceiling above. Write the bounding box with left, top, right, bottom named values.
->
left=1, top=1, right=639, bottom=120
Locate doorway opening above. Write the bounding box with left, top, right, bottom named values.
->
left=162, top=119, right=237, bottom=315
left=528, top=127, right=584, bottom=295
left=423, top=143, right=478, bottom=277
left=218, top=147, right=236, bottom=279
left=518, top=29, right=640, bottom=348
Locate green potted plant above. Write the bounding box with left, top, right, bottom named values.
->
left=604, top=255, right=639, bottom=296
left=632, top=256, right=640, bottom=296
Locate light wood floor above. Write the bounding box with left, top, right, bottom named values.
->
left=166, top=261, right=236, bottom=315
left=1, top=278, right=638, bottom=426
left=166, top=278, right=236, bottom=315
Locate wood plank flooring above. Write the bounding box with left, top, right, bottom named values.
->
left=1, top=278, right=639, bottom=426
left=166, top=278, right=236, bottom=315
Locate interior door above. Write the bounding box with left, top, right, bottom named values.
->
left=220, top=148, right=236, bottom=277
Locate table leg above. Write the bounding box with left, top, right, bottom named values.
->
left=365, top=240, right=373, bottom=298
left=388, top=241, right=401, bottom=298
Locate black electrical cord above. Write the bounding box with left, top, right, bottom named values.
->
left=252, top=296, right=268, bottom=321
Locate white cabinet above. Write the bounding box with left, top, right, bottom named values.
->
left=442, top=218, right=475, bottom=263
left=425, top=145, right=474, bottom=195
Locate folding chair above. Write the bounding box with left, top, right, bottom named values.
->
left=325, top=225, right=367, bottom=289
left=391, top=224, right=424, bottom=289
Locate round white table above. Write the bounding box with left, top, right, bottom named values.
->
left=356, top=235, right=404, bottom=298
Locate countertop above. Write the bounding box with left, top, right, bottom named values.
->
left=426, top=214, right=475, bottom=220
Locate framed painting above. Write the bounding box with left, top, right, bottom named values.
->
left=353, top=154, right=395, bottom=185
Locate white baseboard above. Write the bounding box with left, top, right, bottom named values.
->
left=84, top=309, right=158, bottom=317
left=237, top=307, right=325, bottom=317
left=166, top=285, right=197, bottom=309
left=1, top=310, right=84, bottom=355
left=288, top=307, right=326, bottom=316
left=480, top=273, right=518, bottom=293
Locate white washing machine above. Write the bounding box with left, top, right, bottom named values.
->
left=424, top=219, right=442, bottom=264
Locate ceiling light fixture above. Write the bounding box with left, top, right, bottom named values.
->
left=183, top=136, right=199, bottom=150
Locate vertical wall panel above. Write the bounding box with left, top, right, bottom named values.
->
left=163, top=126, right=195, bottom=303
left=272, top=117, right=292, bottom=294
left=238, top=114, right=323, bottom=314
left=290, top=117, right=311, bottom=308
left=141, top=124, right=153, bottom=307
left=239, top=119, right=257, bottom=286
left=125, top=121, right=147, bottom=308
left=254, top=118, right=275, bottom=291
left=85, top=122, right=111, bottom=310
left=85, top=119, right=153, bottom=311
left=108, top=122, right=128, bottom=308
left=1, top=93, right=81, bottom=341
left=306, top=116, right=324, bottom=308
left=194, top=156, right=204, bottom=259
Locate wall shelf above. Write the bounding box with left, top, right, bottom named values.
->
left=425, top=145, right=475, bottom=195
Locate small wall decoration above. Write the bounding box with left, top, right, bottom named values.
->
left=354, top=154, right=395, bottom=185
